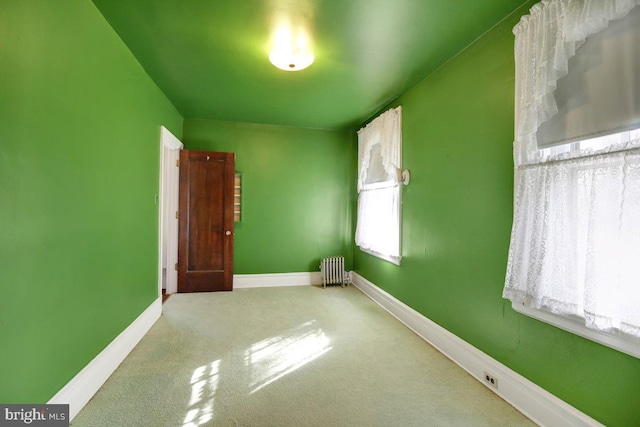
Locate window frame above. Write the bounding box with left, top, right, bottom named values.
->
left=356, top=107, right=403, bottom=265
left=507, top=2, right=640, bottom=358
left=358, top=182, right=402, bottom=266
left=512, top=127, right=640, bottom=360
left=357, top=182, right=403, bottom=266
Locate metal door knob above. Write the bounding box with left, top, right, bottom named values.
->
left=225, top=230, right=232, bottom=236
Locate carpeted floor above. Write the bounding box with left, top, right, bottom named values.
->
left=72, top=285, right=535, bottom=426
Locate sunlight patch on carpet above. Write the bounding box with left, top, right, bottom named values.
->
left=184, top=360, right=221, bottom=426
left=245, top=320, right=332, bottom=394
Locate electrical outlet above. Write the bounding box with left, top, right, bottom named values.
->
left=484, top=371, right=498, bottom=389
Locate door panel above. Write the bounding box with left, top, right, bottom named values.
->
left=178, top=150, right=235, bottom=292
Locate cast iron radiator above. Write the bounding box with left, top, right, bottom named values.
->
left=319, top=256, right=348, bottom=288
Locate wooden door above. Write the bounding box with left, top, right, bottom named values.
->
left=178, top=150, right=235, bottom=292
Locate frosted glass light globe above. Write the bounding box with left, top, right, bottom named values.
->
left=269, top=47, right=314, bottom=71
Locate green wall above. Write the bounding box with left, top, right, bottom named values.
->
left=353, top=2, right=640, bottom=426
left=0, top=0, right=182, bottom=403
left=183, top=119, right=355, bottom=274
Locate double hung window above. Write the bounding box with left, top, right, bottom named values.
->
left=355, top=107, right=403, bottom=264
left=504, top=0, right=640, bottom=357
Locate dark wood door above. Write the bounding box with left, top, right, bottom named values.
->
left=178, top=150, right=235, bottom=292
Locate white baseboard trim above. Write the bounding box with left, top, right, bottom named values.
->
left=351, top=272, right=603, bottom=427
left=48, top=298, right=162, bottom=421
left=234, top=272, right=321, bottom=289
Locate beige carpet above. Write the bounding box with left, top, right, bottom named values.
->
left=72, top=285, right=535, bottom=426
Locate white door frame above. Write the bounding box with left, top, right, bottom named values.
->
left=158, top=126, right=183, bottom=298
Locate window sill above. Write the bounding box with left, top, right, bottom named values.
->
left=359, top=247, right=401, bottom=266
left=511, top=302, right=639, bottom=359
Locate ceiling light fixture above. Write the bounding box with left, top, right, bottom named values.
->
left=269, top=27, right=314, bottom=71
left=269, top=47, right=314, bottom=71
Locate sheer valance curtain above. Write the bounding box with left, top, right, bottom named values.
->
left=355, top=107, right=402, bottom=262
left=503, top=0, right=640, bottom=345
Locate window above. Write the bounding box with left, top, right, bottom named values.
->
left=504, top=1, right=640, bottom=358
left=355, top=107, right=402, bottom=264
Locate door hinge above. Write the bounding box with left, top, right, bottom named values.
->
left=175, top=263, right=178, bottom=271
left=176, top=159, right=180, bottom=167
left=175, top=211, right=179, bottom=219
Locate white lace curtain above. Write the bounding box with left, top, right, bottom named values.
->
left=355, top=107, right=402, bottom=259
left=357, top=108, right=402, bottom=191
left=504, top=0, right=640, bottom=342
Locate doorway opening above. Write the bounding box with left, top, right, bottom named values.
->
left=158, top=126, right=183, bottom=300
